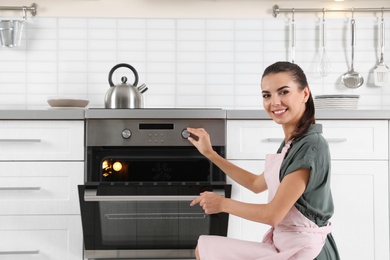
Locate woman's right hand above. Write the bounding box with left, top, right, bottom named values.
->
left=186, top=127, right=214, bottom=157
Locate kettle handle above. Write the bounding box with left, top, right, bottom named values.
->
left=108, top=63, right=139, bottom=87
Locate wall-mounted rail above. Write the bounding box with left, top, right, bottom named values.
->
left=0, top=3, right=37, bottom=18
left=273, top=5, right=390, bottom=18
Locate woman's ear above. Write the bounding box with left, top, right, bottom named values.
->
left=304, top=87, right=311, bottom=102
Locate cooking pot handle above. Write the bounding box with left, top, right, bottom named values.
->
left=108, top=63, right=139, bottom=87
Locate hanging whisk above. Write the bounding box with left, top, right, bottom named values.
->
left=317, top=9, right=331, bottom=77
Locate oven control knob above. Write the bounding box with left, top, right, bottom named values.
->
left=121, top=129, right=132, bottom=139
left=181, top=129, right=190, bottom=139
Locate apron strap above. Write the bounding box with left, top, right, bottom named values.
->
left=281, top=140, right=292, bottom=155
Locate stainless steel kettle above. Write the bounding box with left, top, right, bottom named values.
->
left=105, top=63, right=148, bottom=109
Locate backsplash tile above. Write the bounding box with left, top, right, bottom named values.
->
left=0, top=17, right=389, bottom=110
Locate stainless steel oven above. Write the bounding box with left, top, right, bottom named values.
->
left=78, top=109, right=231, bottom=259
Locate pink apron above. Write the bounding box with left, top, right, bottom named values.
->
left=259, top=141, right=331, bottom=260
left=197, top=142, right=332, bottom=260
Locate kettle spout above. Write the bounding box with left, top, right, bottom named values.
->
left=137, top=83, right=148, bottom=94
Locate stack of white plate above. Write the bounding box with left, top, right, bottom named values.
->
left=314, top=95, right=359, bottom=110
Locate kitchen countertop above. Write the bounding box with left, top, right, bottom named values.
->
left=226, top=109, right=390, bottom=120
left=0, top=109, right=85, bottom=120
left=85, top=108, right=227, bottom=119
left=0, top=109, right=390, bottom=120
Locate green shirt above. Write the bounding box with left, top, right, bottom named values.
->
left=277, top=124, right=340, bottom=260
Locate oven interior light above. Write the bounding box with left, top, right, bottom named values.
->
left=102, top=160, right=113, bottom=177
left=113, top=161, right=123, bottom=172
left=102, top=160, right=109, bottom=170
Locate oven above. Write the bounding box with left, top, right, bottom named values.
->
left=78, top=109, right=231, bottom=259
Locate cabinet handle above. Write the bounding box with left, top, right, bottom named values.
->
left=266, top=138, right=347, bottom=143
left=326, top=138, right=347, bottom=143
left=0, top=139, right=41, bottom=143
left=0, top=250, right=40, bottom=255
left=265, top=138, right=284, bottom=143
left=0, top=187, right=41, bottom=191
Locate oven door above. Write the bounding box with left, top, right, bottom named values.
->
left=78, top=183, right=231, bottom=259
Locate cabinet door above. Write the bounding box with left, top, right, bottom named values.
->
left=318, top=120, right=388, bottom=160
left=331, top=160, right=389, bottom=260
left=227, top=120, right=283, bottom=160
left=0, top=162, right=84, bottom=215
left=0, top=121, right=84, bottom=161
left=227, top=160, right=270, bottom=242
left=227, top=120, right=388, bottom=160
left=227, top=161, right=389, bottom=260
left=0, top=215, right=82, bottom=260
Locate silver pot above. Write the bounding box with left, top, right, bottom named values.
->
left=105, top=63, right=148, bottom=109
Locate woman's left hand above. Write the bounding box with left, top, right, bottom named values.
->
left=190, top=191, right=224, bottom=214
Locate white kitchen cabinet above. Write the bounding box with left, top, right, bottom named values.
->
left=226, top=160, right=270, bottom=242
left=318, top=120, right=388, bottom=160
left=226, top=119, right=389, bottom=260
left=227, top=120, right=283, bottom=160
left=0, top=162, right=83, bottom=215
left=0, top=120, right=84, bottom=260
left=331, top=160, right=389, bottom=260
left=0, top=215, right=82, bottom=260
left=227, top=120, right=388, bottom=160
left=0, top=121, right=84, bottom=161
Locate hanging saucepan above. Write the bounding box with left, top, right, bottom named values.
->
left=105, top=63, right=148, bottom=109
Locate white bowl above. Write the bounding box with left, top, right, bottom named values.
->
left=47, top=98, right=89, bottom=108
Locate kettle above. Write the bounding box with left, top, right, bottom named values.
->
left=105, top=63, right=148, bottom=109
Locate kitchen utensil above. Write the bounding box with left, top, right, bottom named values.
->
left=374, top=13, right=390, bottom=86
left=317, top=12, right=331, bottom=77
left=105, top=63, right=148, bottom=109
left=342, top=18, right=364, bottom=89
left=0, top=20, right=24, bottom=47
left=291, top=12, right=296, bottom=63
left=47, top=98, right=89, bottom=108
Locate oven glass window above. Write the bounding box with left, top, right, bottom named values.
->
left=101, top=158, right=211, bottom=182
left=78, top=184, right=230, bottom=253
left=99, top=201, right=209, bottom=248
left=87, top=146, right=225, bottom=183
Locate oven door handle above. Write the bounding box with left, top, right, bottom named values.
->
left=84, top=188, right=226, bottom=202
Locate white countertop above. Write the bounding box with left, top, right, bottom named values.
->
left=226, top=109, right=390, bottom=120
left=0, top=109, right=85, bottom=120
left=0, top=109, right=389, bottom=120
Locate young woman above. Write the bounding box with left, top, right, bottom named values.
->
left=187, top=61, right=340, bottom=260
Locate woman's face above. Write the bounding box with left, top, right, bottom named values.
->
left=261, top=72, right=310, bottom=129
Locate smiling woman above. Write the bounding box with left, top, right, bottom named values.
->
left=261, top=62, right=313, bottom=141
left=186, top=61, right=340, bottom=260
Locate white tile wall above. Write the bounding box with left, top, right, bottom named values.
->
left=0, top=16, right=389, bottom=110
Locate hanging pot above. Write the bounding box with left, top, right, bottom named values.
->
left=105, top=63, right=148, bottom=109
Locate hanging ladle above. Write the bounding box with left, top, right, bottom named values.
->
left=342, top=13, right=364, bottom=88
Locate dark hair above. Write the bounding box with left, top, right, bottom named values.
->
left=262, top=61, right=315, bottom=141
